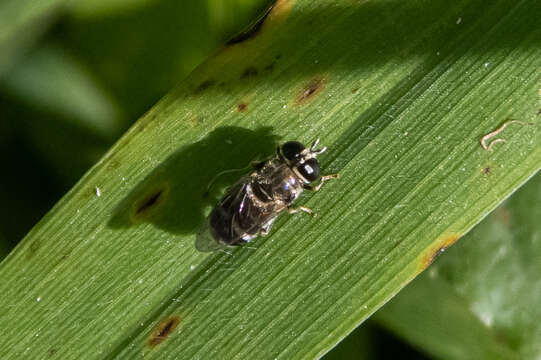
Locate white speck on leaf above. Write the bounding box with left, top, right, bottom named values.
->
left=95, top=187, right=101, bottom=197
left=36, top=297, right=41, bottom=302
left=456, top=17, right=462, bottom=24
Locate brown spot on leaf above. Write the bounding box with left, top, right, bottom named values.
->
left=136, top=191, right=162, bottom=214
left=263, top=62, right=275, bottom=72
left=148, top=316, right=180, bottom=347
left=48, top=348, right=57, bottom=357
left=241, top=66, right=258, bottom=79
left=194, top=80, right=215, bottom=94
left=537, top=108, right=541, bottom=115
left=237, top=103, right=248, bottom=112
left=26, top=240, right=40, bottom=259
left=418, top=234, right=461, bottom=271
left=296, top=77, right=325, bottom=105
left=107, top=159, right=121, bottom=171
left=132, top=184, right=170, bottom=221
left=483, top=166, right=491, bottom=175
left=226, top=0, right=292, bottom=46
left=351, top=88, right=359, bottom=94
left=226, top=3, right=275, bottom=44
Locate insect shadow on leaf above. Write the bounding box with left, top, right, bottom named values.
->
left=108, top=126, right=278, bottom=235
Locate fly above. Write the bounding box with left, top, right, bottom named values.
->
left=196, top=139, right=338, bottom=252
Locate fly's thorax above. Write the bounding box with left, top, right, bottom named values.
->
left=251, top=159, right=303, bottom=205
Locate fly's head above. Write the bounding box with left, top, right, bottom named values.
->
left=279, top=138, right=327, bottom=184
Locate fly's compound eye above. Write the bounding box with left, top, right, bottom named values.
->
left=298, top=158, right=320, bottom=182
left=281, top=141, right=305, bottom=161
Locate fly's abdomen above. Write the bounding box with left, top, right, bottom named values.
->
left=208, top=182, right=273, bottom=246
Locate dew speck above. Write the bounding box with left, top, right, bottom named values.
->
left=456, top=17, right=462, bottom=24
left=190, top=265, right=196, bottom=271
left=95, top=187, right=101, bottom=197
left=282, top=104, right=287, bottom=109
left=138, top=279, right=143, bottom=284
left=36, top=297, right=41, bottom=302
left=484, top=62, right=489, bottom=67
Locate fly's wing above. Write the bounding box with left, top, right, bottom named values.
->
left=231, top=189, right=274, bottom=241
left=195, top=179, right=250, bottom=252
left=195, top=178, right=274, bottom=252
left=195, top=223, right=226, bottom=252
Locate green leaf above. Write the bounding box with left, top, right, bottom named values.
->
left=0, top=0, right=540, bottom=358
left=375, top=170, right=541, bottom=359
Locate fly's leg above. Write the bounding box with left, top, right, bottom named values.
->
left=288, top=206, right=317, bottom=217
left=304, top=173, right=339, bottom=192
left=241, top=233, right=258, bottom=242
left=259, top=217, right=277, bottom=237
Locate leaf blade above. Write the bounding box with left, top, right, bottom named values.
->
left=0, top=0, right=540, bottom=359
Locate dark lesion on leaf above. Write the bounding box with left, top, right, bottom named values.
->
left=226, top=2, right=276, bottom=45
left=425, top=246, right=447, bottom=268
left=132, top=184, right=169, bottom=221
left=240, top=66, right=259, bottom=79
left=194, top=80, right=216, bottom=94
left=237, top=103, right=248, bottom=112
left=296, top=77, right=325, bottom=105
left=26, top=239, right=40, bottom=259
left=420, top=234, right=460, bottom=271
left=148, top=316, right=180, bottom=347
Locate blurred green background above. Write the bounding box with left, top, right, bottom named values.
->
left=1, top=1, right=538, bottom=359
